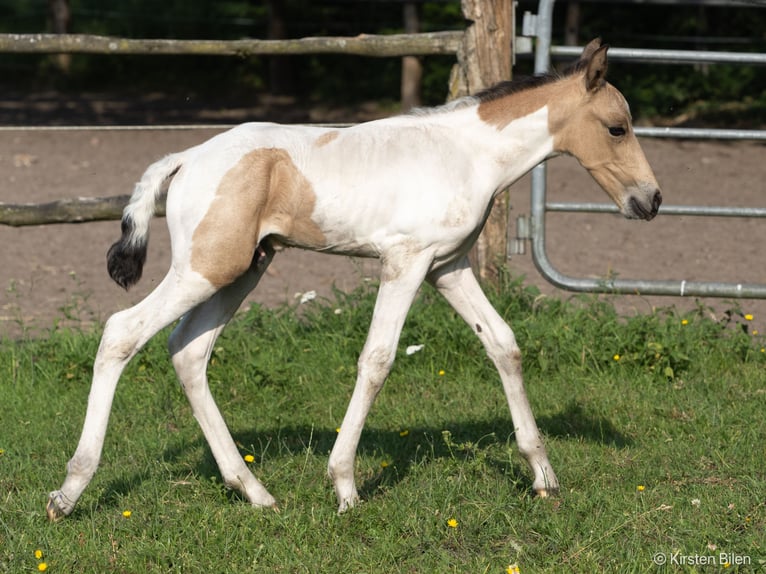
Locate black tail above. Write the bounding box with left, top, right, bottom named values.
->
left=106, top=217, right=147, bottom=290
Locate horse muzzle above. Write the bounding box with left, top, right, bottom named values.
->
left=626, top=188, right=662, bottom=221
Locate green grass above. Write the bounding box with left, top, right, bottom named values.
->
left=1, top=278, right=765, bottom=573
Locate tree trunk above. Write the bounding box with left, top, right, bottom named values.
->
left=267, top=0, right=295, bottom=95
left=47, top=0, right=71, bottom=73
left=565, top=2, right=580, bottom=46
left=401, top=2, right=422, bottom=111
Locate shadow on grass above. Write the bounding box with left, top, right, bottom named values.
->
left=98, top=469, right=153, bottom=511
left=537, top=400, right=632, bottom=448
left=88, top=399, right=631, bottom=511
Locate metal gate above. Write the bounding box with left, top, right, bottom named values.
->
left=517, top=0, right=766, bottom=298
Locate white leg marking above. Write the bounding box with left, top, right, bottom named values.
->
left=167, top=250, right=277, bottom=509
left=328, top=250, right=433, bottom=513
left=47, top=270, right=218, bottom=520
left=428, top=257, right=559, bottom=496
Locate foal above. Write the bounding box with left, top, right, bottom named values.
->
left=48, top=39, right=661, bottom=519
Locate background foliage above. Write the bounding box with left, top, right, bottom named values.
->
left=0, top=0, right=764, bottom=122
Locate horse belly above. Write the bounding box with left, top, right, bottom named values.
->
left=305, top=175, right=484, bottom=260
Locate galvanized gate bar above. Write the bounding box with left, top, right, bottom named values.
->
left=551, top=45, right=766, bottom=65
left=530, top=165, right=766, bottom=298
left=526, top=0, right=766, bottom=299
left=635, top=126, right=766, bottom=140
left=545, top=203, right=766, bottom=218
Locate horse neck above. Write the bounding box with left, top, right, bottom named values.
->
left=468, top=76, right=583, bottom=190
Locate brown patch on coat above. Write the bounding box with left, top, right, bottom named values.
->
left=191, top=148, right=326, bottom=288
left=478, top=89, right=547, bottom=131
left=315, top=130, right=340, bottom=147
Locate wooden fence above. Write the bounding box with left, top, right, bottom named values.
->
left=0, top=194, right=163, bottom=226
left=0, top=0, right=513, bottom=280
left=0, top=31, right=461, bottom=58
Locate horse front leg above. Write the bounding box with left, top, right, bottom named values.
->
left=428, top=257, right=559, bottom=497
left=328, top=250, right=432, bottom=513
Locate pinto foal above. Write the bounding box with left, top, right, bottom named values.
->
left=48, top=39, right=661, bottom=519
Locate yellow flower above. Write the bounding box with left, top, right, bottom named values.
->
left=723, top=562, right=731, bottom=569
left=681, top=319, right=688, bottom=326
left=122, top=510, right=132, bottom=518
left=34, top=550, right=43, bottom=560
left=753, top=330, right=759, bottom=335
left=380, top=460, right=390, bottom=468
left=336, top=427, right=341, bottom=433
left=38, top=563, right=48, bottom=572
left=438, top=369, right=446, bottom=376
left=399, top=429, right=409, bottom=437
left=447, top=518, right=458, bottom=528
left=744, top=314, right=754, bottom=321
left=613, top=354, right=621, bottom=361
left=507, top=565, right=521, bottom=574
left=637, top=485, right=645, bottom=492
left=243, top=454, right=255, bottom=463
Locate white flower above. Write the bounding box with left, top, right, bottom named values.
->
left=299, top=290, right=317, bottom=304
left=406, top=344, right=425, bottom=355
left=691, top=498, right=701, bottom=508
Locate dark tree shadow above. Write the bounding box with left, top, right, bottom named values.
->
left=88, top=399, right=631, bottom=511
left=536, top=400, right=633, bottom=448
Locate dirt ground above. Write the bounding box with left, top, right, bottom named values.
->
left=2, top=111, right=766, bottom=340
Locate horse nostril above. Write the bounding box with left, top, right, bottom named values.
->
left=652, top=190, right=662, bottom=212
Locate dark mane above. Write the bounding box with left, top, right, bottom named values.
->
left=474, top=74, right=559, bottom=103
left=474, top=59, right=585, bottom=104
left=407, top=54, right=587, bottom=116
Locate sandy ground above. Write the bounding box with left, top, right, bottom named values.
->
left=2, top=124, right=766, bottom=340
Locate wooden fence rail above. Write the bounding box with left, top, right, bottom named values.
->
left=0, top=195, right=166, bottom=227
left=0, top=32, right=461, bottom=57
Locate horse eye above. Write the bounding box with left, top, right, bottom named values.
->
left=609, top=126, right=626, bottom=137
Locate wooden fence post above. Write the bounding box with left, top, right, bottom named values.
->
left=451, top=0, right=513, bottom=283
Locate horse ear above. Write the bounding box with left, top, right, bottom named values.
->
left=580, top=38, right=603, bottom=62
left=585, top=44, right=609, bottom=92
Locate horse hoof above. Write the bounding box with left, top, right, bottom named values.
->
left=46, top=496, right=67, bottom=522
left=336, top=495, right=360, bottom=515
left=535, top=487, right=559, bottom=499
left=46, top=491, right=72, bottom=522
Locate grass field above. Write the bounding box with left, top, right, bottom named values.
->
left=1, top=278, right=764, bottom=573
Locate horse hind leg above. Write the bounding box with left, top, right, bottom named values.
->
left=47, top=270, right=220, bottom=520
left=168, top=244, right=278, bottom=508
left=428, top=258, right=559, bottom=497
